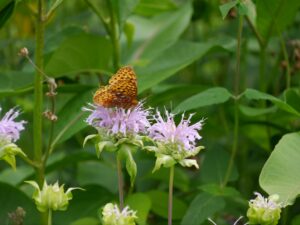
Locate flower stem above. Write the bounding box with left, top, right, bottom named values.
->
left=47, top=210, right=52, bottom=225
left=168, top=166, right=174, bottom=225
left=117, top=156, right=124, bottom=210
left=223, top=15, right=243, bottom=187
left=34, top=0, right=45, bottom=187
left=280, top=35, right=291, bottom=89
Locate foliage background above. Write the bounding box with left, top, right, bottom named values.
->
left=0, top=0, right=300, bottom=224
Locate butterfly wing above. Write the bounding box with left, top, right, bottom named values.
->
left=93, top=66, right=138, bottom=108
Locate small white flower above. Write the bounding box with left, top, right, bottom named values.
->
left=102, top=203, right=137, bottom=225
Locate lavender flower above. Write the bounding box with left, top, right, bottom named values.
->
left=84, top=102, right=150, bottom=137
left=149, top=110, right=203, bottom=151
left=0, top=107, right=26, bottom=144
left=147, top=110, right=204, bottom=171
left=0, top=107, right=26, bottom=169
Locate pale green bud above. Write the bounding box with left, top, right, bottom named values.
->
left=26, top=180, right=83, bottom=212
left=247, top=192, right=282, bottom=225
left=102, top=203, right=137, bottom=225
left=0, top=142, right=26, bottom=170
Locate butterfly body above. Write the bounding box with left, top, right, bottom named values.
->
left=93, top=66, right=138, bottom=109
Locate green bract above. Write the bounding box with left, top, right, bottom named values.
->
left=247, top=193, right=282, bottom=225
left=25, top=180, right=82, bottom=212
left=101, top=203, right=137, bottom=225
left=83, top=131, right=146, bottom=186
left=145, top=141, right=204, bottom=172
left=0, top=141, right=26, bottom=170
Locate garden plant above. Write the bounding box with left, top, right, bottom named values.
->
left=0, top=0, right=300, bottom=225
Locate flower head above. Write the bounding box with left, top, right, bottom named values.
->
left=0, top=107, right=26, bottom=144
left=149, top=110, right=203, bottom=151
left=102, top=203, right=137, bottom=225
left=147, top=110, right=204, bottom=171
left=26, top=180, right=83, bottom=212
left=84, top=102, right=150, bottom=137
left=247, top=192, right=282, bottom=225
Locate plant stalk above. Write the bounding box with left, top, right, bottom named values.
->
left=223, top=15, right=243, bottom=187
left=117, top=156, right=124, bottom=210
left=280, top=36, right=291, bottom=89
left=168, top=166, right=174, bottom=225
left=108, top=1, right=120, bottom=70
left=47, top=210, right=52, bottom=225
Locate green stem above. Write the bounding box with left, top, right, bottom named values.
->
left=34, top=0, right=45, bottom=187
left=117, top=156, right=124, bottom=210
left=168, top=166, right=174, bottom=225
left=259, top=46, right=267, bottom=92
left=223, top=15, right=243, bottom=187
left=47, top=210, right=52, bottom=225
left=280, top=36, right=291, bottom=89
left=108, top=1, right=120, bottom=70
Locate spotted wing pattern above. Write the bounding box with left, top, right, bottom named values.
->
left=93, top=66, right=138, bottom=109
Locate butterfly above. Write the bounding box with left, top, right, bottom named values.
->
left=93, top=66, right=138, bottom=109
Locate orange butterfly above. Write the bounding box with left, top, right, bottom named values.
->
left=93, top=66, right=138, bottom=109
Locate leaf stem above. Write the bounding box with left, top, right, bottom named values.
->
left=223, top=15, right=243, bottom=187
left=108, top=1, right=120, bottom=70
left=47, top=209, right=52, bottom=225
left=280, top=35, right=291, bottom=89
left=168, top=166, right=174, bottom=225
left=117, top=156, right=124, bottom=210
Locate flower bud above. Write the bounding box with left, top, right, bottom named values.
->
left=18, top=47, right=29, bottom=57
left=102, top=203, right=137, bottom=225
left=247, top=192, right=282, bottom=225
left=26, top=180, right=82, bottom=212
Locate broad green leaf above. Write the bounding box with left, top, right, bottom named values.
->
left=53, top=91, right=92, bottom=145
left=200, top=147, right=238, bottom=184
left=243, top=88, right=300, bottom=117
left=126, top=193, right=151, bottom=225
left=0, top=0, right=12, bottom=11
left=292, top=215, right=300, bottom=225
left=147, top=190, right=187, bottom=220
left=53, top=185, right=113, bottom=225
left=45, top=34, right=112, bottom=77
left=134, top=0, right=176, bottom=16
left=70, top=217, right=99, bottom=225
left=181, top=192, right=225, bottom=225
left=0, top=182, right=38, bottom=224
left=199, top=184, right=241, bottom=197
left=0, top=0, right=14, bottom=29
left=117, top=0, right=139, bottom=27
left=0, top=166, right=34, bottom=185
left=128, top=2, right=192, bottom=61
left=174, top=87, right=232, bottom=112
left=0, top=71, right=34, bottom=96
left=256, top=0, right=300, bottom=41
left=77, top=161, right=118, bottom=194
left=239, top=105, right=276, bottom=117
left=136, top=39, right=235, bottom=93
left=219, top=0, right=238, bottom=19
left=259, top=132, right=300, bottom=206
left=284, top=88, right=300, bottom=113
left=237, top=0, right=256, bottom=23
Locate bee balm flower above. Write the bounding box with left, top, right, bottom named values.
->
left=247, top=192, right=282, bottom=225
left=0, top=107, right=26, bottom=169
left=147, top=110, right=204, bottom=171
left=102, top=203, right=137, bottom=225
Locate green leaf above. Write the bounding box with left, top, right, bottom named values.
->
left=181, top=192, right=225, bottom=225
left=126, top=193, right=152, bottom=225
left=117, top=0, right=139, bottom=27
left=128, top=2, right=192, bottom=61
left=219, top=0, right=238, bottom=19
left=0, top=0, right=14, bottom=29
left=243, top=88, right=300, bottom=117
left=77, top=161, right=118, bottom=194
left=200, top=147, right=238, bottom=184
left=124, top=21, right=135, bottom=47
left=237, top=0, right=256, bottom=22
left=0, top=182, right=38, bottom=224
left=83, top=134, right=98, bottom=147
left=134, top=0, right=177, bottom=16
left=259, top=132, right=300, bottom=206
left=136, top=39, right=235, bottom=93
left=118, top=144, right=137, bottom=187
left=147, top=190, right=187, bottom=220
left=53, top=91, right=91, bottom=145
left=153, top=154, right=176, bottom=172
left=45, top=34, right=112, bottom=77
left=239, top=105, right=276, bottom=117
left=174, top=87, right=232, bottom=112
left=256, top=0, right=300, bottom=41
left=47, top=0, right=64, bottom=18
left=199, top=184, right=241, bottom=197
left=70, top=217, right=99, bottom=225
